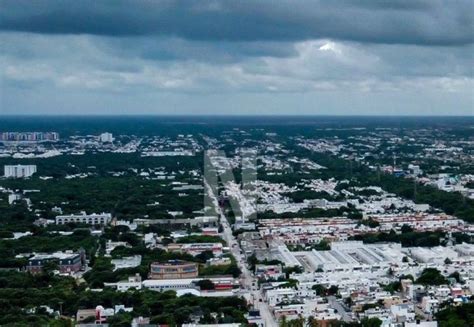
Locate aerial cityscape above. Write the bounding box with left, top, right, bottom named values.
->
left=0, top=116, right=472, bottom=327
left=0, top=1, right=473, bottom=327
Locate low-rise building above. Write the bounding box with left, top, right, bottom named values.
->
left=149, top=260, right=198, bottom=279
left=104, top=274, right=142, bottom=292
left=167, top=242, right=223, bottom=256
left=55, top=212, right=112, bottom=225
left=206, top=257, right=232, bottom=266
left=26, top=250, right=86, bottom=274
left=421, top=296, right=439, bottom=314
left=255, top=264, right=285, bottom=280
left=4, top=165, right=37, bottom=178
left=111, top=255, right=142, bottom=271
left=142, top=276, right=235, bottom=292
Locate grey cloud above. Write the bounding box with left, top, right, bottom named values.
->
left=0, top=1, right=472, bottom=116
left=2, top=34, right=471, bottom=95
left=0, top=0, right=472, bottom=46
left=97, top=37, right=298, bottom=63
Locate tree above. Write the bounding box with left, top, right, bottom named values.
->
left=42, top=260, right=59, bottom=275
left=195, top=250, right=214, bottom=263
left=436, top=302, right=474, bottom=327
left=289, top=315, right=305, bottom=327
left=327, top=285, right=339, bottom=296
left=360, top=317, right=382, bottom=327
left=280, top=279, right=299, bottom=289
left=448, top=271, right=462, bottom=284
left=196, top=279, right=215, bottom=290
left=401, top=224, right=413, bottom=234
left=416, top=268, right=448, bottom=286
left=284, top=266, right=303, bottom=279
left=107, top=312, right=133, bottom=327
left=279, top=315, right=288, bottom=327
left=313, top=240, right=330, bottom=251
left=366, top=219, right=380, bottom=228
left=311, top=284, right=327, bottom=295
left=307, top=316, right=319, bottom=327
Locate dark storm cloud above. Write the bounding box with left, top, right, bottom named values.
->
left=1, top=1, right=473, bottom=116
left=0, top=0, right=473, bottom=46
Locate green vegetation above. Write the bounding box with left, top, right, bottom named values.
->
left=199, top=261, right=241, bottom=278
left=1, top=118, right=473, bottom=325
left=453, top=232, right=473, bottom=244
left=311, top=284, right=339, bottom=296
left=195, top=279, right=215, bottom=290
left=360, top=317, right=383, bottom=327
left=360, top=218, right=380, bottom=228
left=1, top=176, right=203, bottom=221
left=416, top=268, right=448, bottom=286
left=259, top=206, right=359, bottom=219
left=288, top=240, right=330, bottom=251
left=381, top=274, right=413, bottom=294
left=0, top=230, right=99, bottom=265
left=177, top=235, right=226, bottom=245
left=382, top=281, right=401, bottom=294
left=0, top=269, right=248, bottom=326
left=292, top=147, right=474, bottom=224
left=350, top=230, right=445, bottom=247
left=436, top=303, right=474, bottom=327
left=363, top=173, right=474, bottom=224
left=84, top=244, right=241, bottom=288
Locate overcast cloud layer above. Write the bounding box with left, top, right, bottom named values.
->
left=0, top=0, right=473, bottom=115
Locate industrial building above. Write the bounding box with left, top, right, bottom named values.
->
left=293, top=241, right=405, bottom=272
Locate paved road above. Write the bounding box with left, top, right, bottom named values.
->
left=220, top=210, right=277, bottom=327
left=205, top=179, right=277, bottom=326
left=328, top=296, right=353, bottom=323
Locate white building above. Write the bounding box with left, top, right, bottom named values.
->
left=99, top=132, right=114, bottom=143
left=111, top=255, right=142, bottom=271
left=55, top=212, right=112, bottom=225
left=407, top=246, right=459, bottom=264
left=405, top=322, right=438, bottom=327
left=4, top=165, right=37, bottom=178
left=168, top=242, right=223, bottom=256
left=264, top=287, right=316, bottom=306
left=408, top=164, right=423, bottom=176
left=142, top=276, right=235, bottom=292
left=8, top=193, right=22, bottom=204
left=421, top=296, right=439, bottom=315
left=104, top=274, right=142, bottom=292
left=293, top=241, right=404, bottom=272
left=271, top=244, right=302, bottom=268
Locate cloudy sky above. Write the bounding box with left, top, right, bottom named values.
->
left=0, top=0, right=473, bottom=115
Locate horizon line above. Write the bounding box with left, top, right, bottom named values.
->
left=1, top=113, right=473, bottom=118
